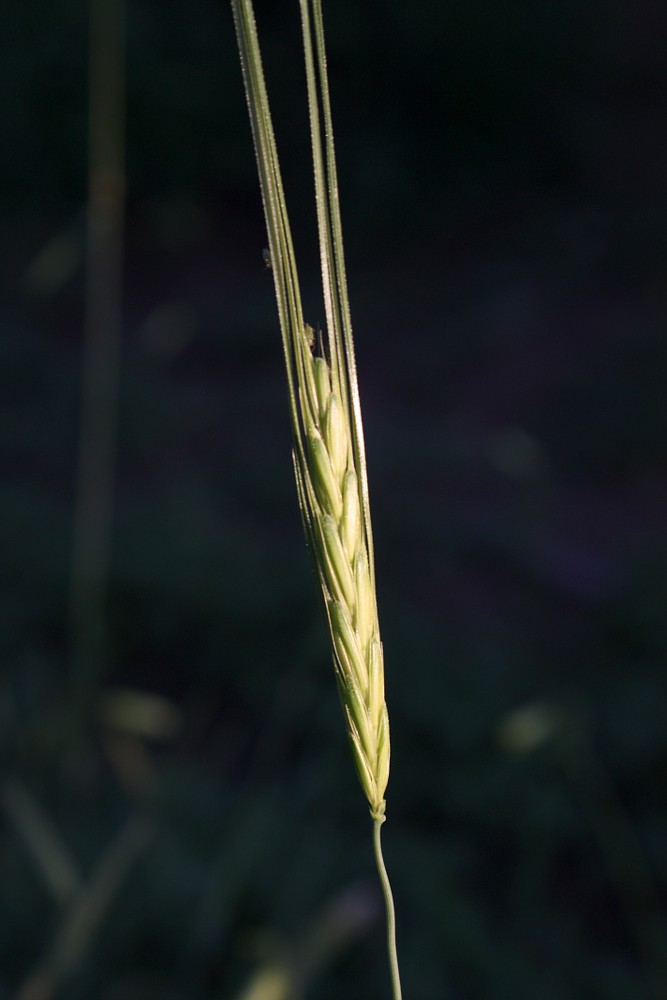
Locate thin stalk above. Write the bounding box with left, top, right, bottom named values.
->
left=373, top=818, right=403, bottom=1000
left=70, top=0, right=126, bottom=717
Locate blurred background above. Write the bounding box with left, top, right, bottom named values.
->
left=2, top=0, right=667, bottom=997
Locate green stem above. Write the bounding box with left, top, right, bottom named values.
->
left=70, top=0, right=126, bottom=725
left=373, top=818, right=403, bottom=1000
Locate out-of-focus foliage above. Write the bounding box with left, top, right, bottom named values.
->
left=2, top=0, right=667, bottom=998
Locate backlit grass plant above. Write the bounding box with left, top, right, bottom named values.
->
left=231, top=0, right=403, bottom=995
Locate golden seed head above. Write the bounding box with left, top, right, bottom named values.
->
left=299, top=350, right=390, bottom=815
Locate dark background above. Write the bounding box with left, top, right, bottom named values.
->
left=2, top=1, right=667, bottom=998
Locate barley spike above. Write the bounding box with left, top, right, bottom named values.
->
left=297, top=326, right=389, bottom=818
left=231, top=3, right=401, bottom=992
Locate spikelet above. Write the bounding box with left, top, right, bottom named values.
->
left=296, top=323, right=390, bottom=822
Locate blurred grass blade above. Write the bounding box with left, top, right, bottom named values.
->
left=70, top=0, right=126, bottom=714
left=2, top=780, right=81, bottom=906
left=17, top=814, right=153, bottom=999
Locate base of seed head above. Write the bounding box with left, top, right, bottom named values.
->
left=371, top=800, right=386, bottom=824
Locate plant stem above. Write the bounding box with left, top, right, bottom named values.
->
left=373, top=818, right=403, bottom=1000
left=70, top=0, right=126, bottom=721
